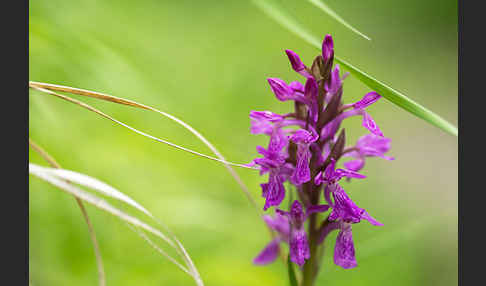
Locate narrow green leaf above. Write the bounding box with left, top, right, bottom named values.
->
left=306, top=0, right=371, bottom=41
left=333, top=57, right=458, bottom=136
left=287, top=254, right=298, bottom=286
left=251, top=0, right=458, bottom=136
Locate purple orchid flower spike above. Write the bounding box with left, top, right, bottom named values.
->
left=253, top=213, right=290, bottom=265
left=343, top=134, right=394, bottom=172
left=249, top=34, right=393, bottom=276
left=290, top=129, right=319, bottom=185
left=285, top=50, right=313, bottom=78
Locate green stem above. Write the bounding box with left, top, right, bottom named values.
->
left=302, top=212, right=318, bottom=286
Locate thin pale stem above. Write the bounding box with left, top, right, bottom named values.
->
left=125, top=223, right=192, bottom=276
left=29, top=139, right=106, bottom=286
left=29, top=82, right=274, bottom=242
left=29, top=163, right=203, bottom=286
left=28, top=81, right=259, bottom=210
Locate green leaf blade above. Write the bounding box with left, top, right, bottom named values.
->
left=306, top=0, right=371, bottom=41
left=251, top=0, right=458, bottom=136
left=334, top=56, right=458, bottom=136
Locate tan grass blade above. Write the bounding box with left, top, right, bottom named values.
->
left=126, top=223, right=192, bottom=276
left=29, top=83, right=275, bottom=271
left=29, top=163, right=204, bottom=286
left=37, top=166, right=152, bottom=217
left=32, top=152, right=199, bottom=275
left=29, top=81, right=259, bottom=210
left=29, top=139, right=106, bottom=286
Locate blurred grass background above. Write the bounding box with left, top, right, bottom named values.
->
left=29, top=0, right=457, bottom=285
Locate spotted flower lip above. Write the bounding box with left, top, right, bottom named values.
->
left=318, top=220, right=358, bottom=269
left=333, top=222, right=357, bottom=269
left=277, top=201, right=329, bottom=266
left=290, top=129, right=319, bottom=185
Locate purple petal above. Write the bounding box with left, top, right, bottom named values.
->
left=291, top=147, right=311, bottom=185
left=306, top=204, right=330, bottom=218
left=334, top=224, right=357, bottom=269
left=328, top=186, right=362, bottom=223
left=304, top=78, right=319, bottom=123
left=250, top=111, right=283, bottom=135
left=289, top=81, right=304, bottom=93
left=290, top=200, right=305, bottom=226
left=321, top=109, right=362, bottom=140
left=343, top=159, right=365, bottom=172
left=360, top=210, right=384, bottom=226
left=335, top=168, right=366, bottom=179
left=320, top=120, right=340, bottom=141
left=362, top=112, right=384, bottom=137
left=314, top=171, right=324, bottom=185
left=290, top=129, right=318, bottom=144
left=267, top=78, right=295, bottom=101
left=322, top=34, right=334, bottom=63
left=323, top=183, right=335, bottom=206
left=285, top=50, right=313, bottom=78
left=263, top=174, right=286, bottom=211
left=356, top=134, right=392, bottom=157
left=329, top=186, right=382, bottom=226
left=275, top=209, right=290, bottom=217
left=353, top=91, right=382, bottom=109
left=324, top=65, right=342, bottom=97
left=268, top=128, right=289, bottom=155
left=324, top=159, right=338, bottom=181
left=318, top=220, right=340, bottom=244
left=285, top=50, right=305, bottom=72
left=250, top=111, right=284, bottom=122
left=290, top=229, right=310, bottom=267
left=263, top=214, right=290, bottom=239
left=253, top=238, right=281, bottom=265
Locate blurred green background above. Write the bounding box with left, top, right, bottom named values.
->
left=29, top=0, right=457, bottom=285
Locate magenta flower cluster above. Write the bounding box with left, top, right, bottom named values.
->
left=249, top=35, right=394, bottom=270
